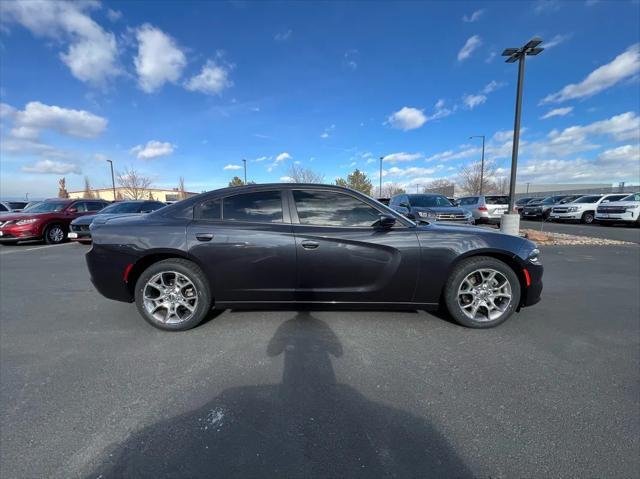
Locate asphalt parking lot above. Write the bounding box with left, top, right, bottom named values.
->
left=1, top=241, right=639, bottom=478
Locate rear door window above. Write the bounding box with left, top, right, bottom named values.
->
left=459, top=197, right=478, bottom=206
left=223, top=191, right=283, bottom=223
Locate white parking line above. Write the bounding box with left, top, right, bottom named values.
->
left=0, top=243, right=75, bottom=255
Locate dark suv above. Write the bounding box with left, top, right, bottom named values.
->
left=0, top=199, right=109, bottom=245
left=389, top=193, right=473, bottom=224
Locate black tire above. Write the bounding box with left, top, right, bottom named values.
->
left=44, top=223, right=66, bottom=244
left=134, top=258, right=212, bottom=331
left=444, top=256, right=521, bottom=329
left=581, top=211, right=595, bottom=224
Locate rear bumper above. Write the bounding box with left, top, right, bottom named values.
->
left=86, top=245, right=136, bottom=302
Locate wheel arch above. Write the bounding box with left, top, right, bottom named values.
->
left=125, top=250, right=208, bottom=296
left=443, top=249, right=529, bottom=308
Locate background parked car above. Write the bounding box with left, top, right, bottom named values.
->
left=457, top=195, right=509, bottom=225
left=515, top=197, right=541, bottom=215
left=389, top=193, right=474, bottom=224
left=0, top=201, right=29, bottom=214
left=0, top=199, right=109, bottom=245
left=550, top=194, right=629, bottom=224
left=595, top=192, right=640, bottom=226
left=69, top=200, right=166, bottom=243
left=521, top=195, right=580, bottom=221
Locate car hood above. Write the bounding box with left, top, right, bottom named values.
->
left=599, top=201, right=640, bottom=207
left=411, top=206, right=467, bottom=215
left=0, top=212, right=57, bottom=222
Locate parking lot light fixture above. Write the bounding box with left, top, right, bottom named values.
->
left=379, top=156, right=384, bottom=197
left=106, top=159, right=116, bottom=201
left=501, top=37, right=544, bottom=235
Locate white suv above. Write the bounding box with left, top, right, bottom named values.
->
left=595, top=192, right=640, bottom=225
left=549, top=193, right=629, bottom=224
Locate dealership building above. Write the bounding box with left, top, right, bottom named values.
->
left=67, top=187, right=198, bottom=202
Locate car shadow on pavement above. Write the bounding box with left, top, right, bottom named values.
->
left=87, top=311, right=470, bottom=479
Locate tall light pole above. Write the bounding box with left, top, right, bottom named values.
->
left=242, top=159, right=247, bottom=184
left=469, top=135, right=485, bottom=195
left=379, top=156, right=384, bottom=197
left=106, top=159, right=116, bottom=200
left=500, top=37, right=544, bottom=235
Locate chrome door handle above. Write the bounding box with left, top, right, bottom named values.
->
left=196, top=233, right=214, bottom=242
left=301, top=241, right=319, bottom=249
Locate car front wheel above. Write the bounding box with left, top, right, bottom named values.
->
left=44, top=224, right=66, bottom=244
left=581, top=212, right=595, bottom=224
left=444, top=256, right=521, bottom=328
left=134, top=258, right=212, bottom=331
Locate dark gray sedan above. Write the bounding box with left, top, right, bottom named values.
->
left=69, top=200, right=166, bottom=243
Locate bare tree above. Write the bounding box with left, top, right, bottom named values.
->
left=424, top=179, right=455, bottom=196
left=116, top=167, right=152, bottom=200
left=57, top=177, right=69, bottom=198
left=82, top=176, right=94, bottom=199
left=373, top=182, right=405, bottom=198
left=287, top=165, right=325, bottom=183
left=457, top=161, right=497, bottom=196
left=178, top=177, right=186, bottom=199
left=495, top=176, right=509, bottom=194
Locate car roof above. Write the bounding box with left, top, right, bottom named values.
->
left=406, top=193, right=443, bottom=197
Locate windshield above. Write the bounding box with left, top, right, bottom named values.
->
left=573, top=196, right=601, bottom=203
left=26, top=202, right=68, bottom=213
left=485, top=196, right=509, bottom=205
left=622, top=193, right=640, bottom=202
left=100, top=202, right=143, bottom=214
left=409, top=195, right=453, bottom=207
left=7, top=202, right=27, bottom=209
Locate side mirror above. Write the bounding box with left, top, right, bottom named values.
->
left=375, top=214, right=396, bottom=229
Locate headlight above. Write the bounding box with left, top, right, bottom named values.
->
left=528, top=248, right=541, bottom=264
left=567, top=207, right=579, bottom=212
left=417, top=211, right=436, bottom=219
left=15, top=218, right=38, bottom=225
left=624, top=205, right=640, bottom=211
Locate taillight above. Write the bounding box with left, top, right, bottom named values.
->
left=478, top=206, right=488, bottom=211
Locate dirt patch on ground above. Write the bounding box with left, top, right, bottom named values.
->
left=521, top=229, right=633, bottom=246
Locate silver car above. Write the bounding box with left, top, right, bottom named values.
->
left=457, top=195, right=509, bottom=225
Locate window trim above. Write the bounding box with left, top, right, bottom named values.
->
left=287, top=188, right=412, bottom=229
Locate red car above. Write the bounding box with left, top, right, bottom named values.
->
left=0, top=198, right=109, bottom=245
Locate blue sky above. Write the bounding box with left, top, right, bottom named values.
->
left=1, top=0, right=639, bottom=198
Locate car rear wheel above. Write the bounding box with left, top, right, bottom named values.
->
left=581, top=211, right=595, bottom=224
left=444, top=256, right=521, bottom=328
left=134, top=259, right=212, bottom=331
left=44, top=224, right=66, bottom=244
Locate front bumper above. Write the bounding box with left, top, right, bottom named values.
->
left=522, top=263, right=543, bottom=307
left=68, top=230, right=92, bottom=241
left=595, top=212, right=637, bottom=222
left=549, top=212, right=581, bottom=221
left=0, top=224, right=42, bottom=242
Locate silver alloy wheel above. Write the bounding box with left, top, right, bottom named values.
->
left=143, top=271, right=198, bottom=324
left=48, top=226, right=64, bottom=243
left=457, top=268, right=512, bottom=322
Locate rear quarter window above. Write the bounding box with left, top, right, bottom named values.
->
left=485, top=196, right=509, bottom=205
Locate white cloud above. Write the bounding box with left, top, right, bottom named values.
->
left=388, top=107, right=427, bottom=131
left=597, top=144, right=640, bottom=163
left=185, top=59, right=233, bottom=95
left=482, top=80, right=505, bottom=94
left=280, top=176, right=293, bottom=182
left=542, top=44, right=640, bottom=103
left=544, top=33, right=572, bottom=50
left=320, top=124, right=336, bottom=138
left=130, top=140, right=175, bottom=160
left=106, top=9, right=122, bottom=22
left=384, top=166, right=437, bottom=178
left=383, top=152, right=422, bottom=163
left=541, top=106, right=574, bottom=119
left=8, top=101, right=107, bottom=139
left=343, top=49, right=358, bottom=70
left=0, top=103, right=17, bottom=119
left=134, top=24, right=187, bottom=93
left=254, top=156, right=269, bottom=162
left=274, top=29, right=292, bottom=42
left=485, top=51, right=497, bottom=63
left=223, top=164, right=242, bottom=170
left=21, top=159, right=81, bottom=175
left=0, top=0, right=120, bottom=86
left=275, top=152, right=292, bottom=163
left=457, top=35, right=482, bottom=61
left=463, top=94, right=487, bottom=109
left=534, top=0, right=561, bottom=14
left=462, top=9, right=484, bottom=23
